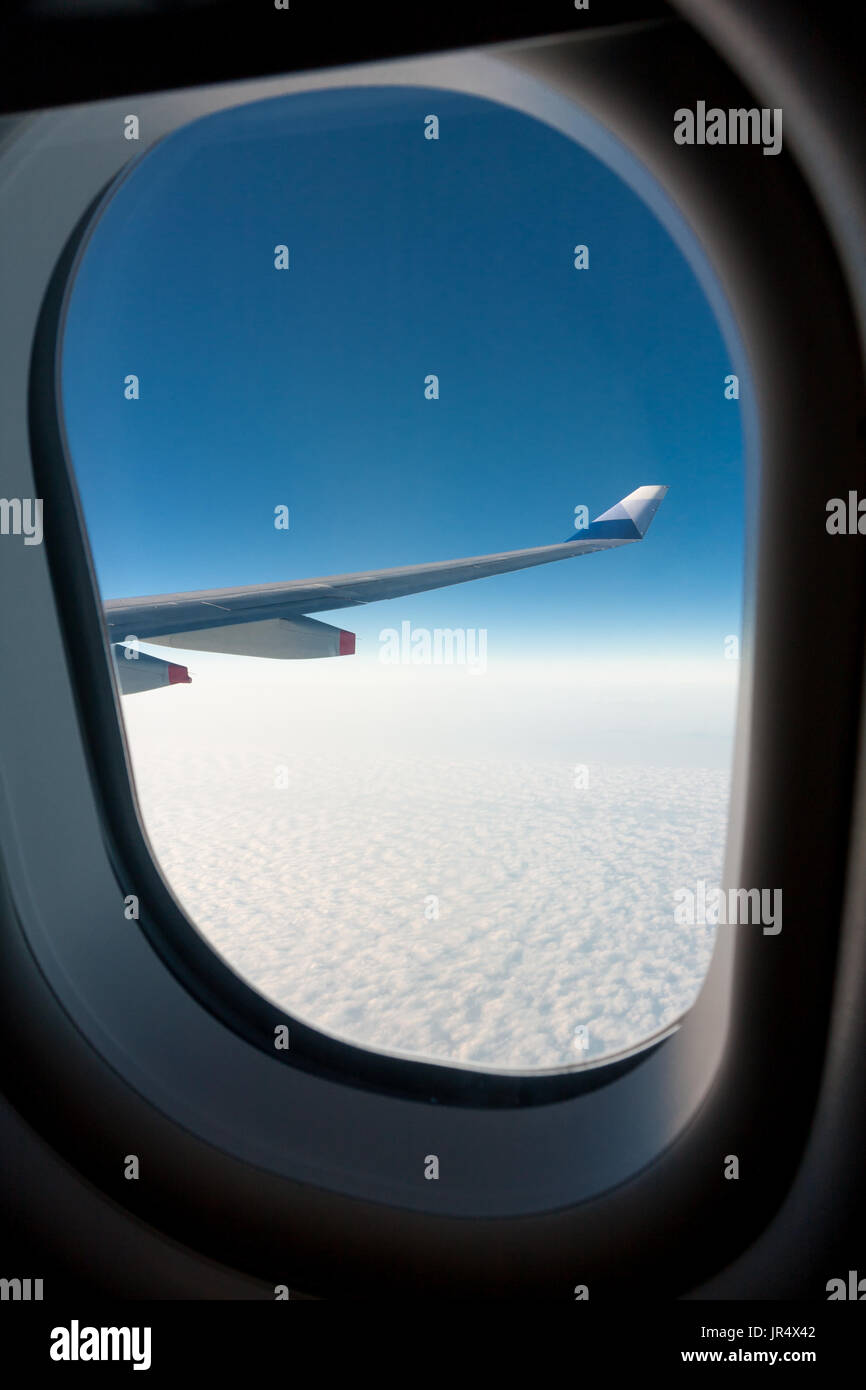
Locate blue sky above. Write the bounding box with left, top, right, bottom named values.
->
left=61, top=83, right=744, bottom=666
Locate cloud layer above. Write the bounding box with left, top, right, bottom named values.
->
left=122, top=669, right=732, bottom=1070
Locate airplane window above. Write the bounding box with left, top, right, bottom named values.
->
left=59, top=82, right=744, bottom=1072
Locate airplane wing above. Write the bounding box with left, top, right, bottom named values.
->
left=106, top=485, right=667, bottom=689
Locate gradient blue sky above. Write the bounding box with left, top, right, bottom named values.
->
left=61, top=83, right=744, bottom=665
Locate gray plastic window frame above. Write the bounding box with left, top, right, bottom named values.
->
left=2, top=18, right=860, bottom=1266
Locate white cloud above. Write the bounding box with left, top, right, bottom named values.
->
left=121, top=663, right=735, bottom=1070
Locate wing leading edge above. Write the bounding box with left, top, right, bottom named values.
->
left=106, top=486, right=668, bottom=676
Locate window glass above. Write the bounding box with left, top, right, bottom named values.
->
left=61, top=83, right=743, bottom=1070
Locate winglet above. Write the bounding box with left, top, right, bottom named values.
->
left=567, top=485, right=668, bottom=542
